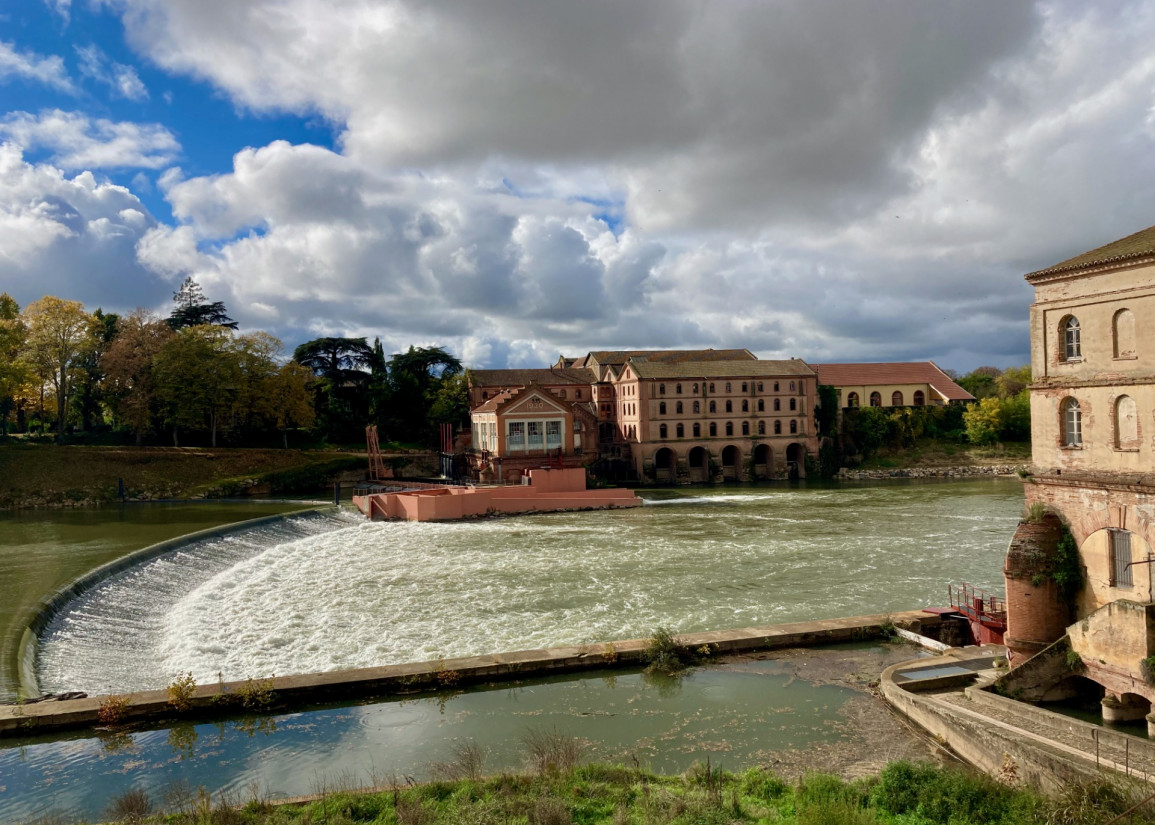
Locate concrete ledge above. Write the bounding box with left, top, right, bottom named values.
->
left=13, top=505, right=335, bottom=699
left=1, top=608, right=937, bottom=738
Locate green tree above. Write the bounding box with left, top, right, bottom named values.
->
left=957, top=366, right=1001, bottom=400
left=963, top=397, right=1003, bottom=445
left=0, top=294, right=28, bottom=435
left=230, top=330, right=283, bottom=436
left=155, top=325, right=240, bottom=446
left=102, top=310, right=174, bottom=445
left=266, top=363, right=316, bottom=448
left=996, top=365, right=1031, bottom=398
left=168, top=276, right=238, bottom=330
left=293, top=336, right=376, bottom=442
left=70, top=308, right=119, bottom=433
left=385, top=345, right=463, bottom=445
left=20, top=296, right=98, bottom=441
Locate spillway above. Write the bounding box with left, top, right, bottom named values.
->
left=35, top=480, right=1023, bottom=695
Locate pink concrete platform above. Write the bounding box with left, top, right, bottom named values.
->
left=353, top=468, right=641, bottom=522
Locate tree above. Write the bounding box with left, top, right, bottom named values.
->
left=70, top=308, right=119, bottom=433
left=293, top=337, right=377, bottom=442
left=428, top=372, right=470, bottom=430
left=230, top=331, right=283, bottom=436
left=292, top=337, right=375, bottom=381
left=0, top=294, right=28, bottom=435
left=266, top=363, right=316, bottom=447
left=102, top=310, right=174, bottom=445
left=154, top=325, right=240, bottom=447
left=957, top=366, right=1001, bottom=400
left=168, top=276, right=238, bottom=330
left=996, top=365, right=1031, bottom=399
left=20, top=296, right=97, bottom=440
left=385, top=345, right=463, bottom=445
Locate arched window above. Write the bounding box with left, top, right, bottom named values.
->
left=676, top=423, right=684, bottom=438
left=847, top=392, right=859, bottom=408
left=758, top=399, right=764, bottom=412
left=913, top=390, right=925, bottom=406
left=659, top=402, right=666, bottom=415
left=790, top=420, right=798, bottom=434
left=676, top=401, right=684, bottom=414
left=1062, top=316, right=1082, bottom=361
left=789, top=381, right=795, bottom=392
left=709, top=422, right=717, bottom=436
left=659, top=424, right=668, bottom=439
left=774, top=382, right=780, bottom=392
left=725, top=382, right=732, bottom=393
left=742, top=400, right=749, bottom=412
left=774, top=399, right=781, bottom=411
left=659, top=383, right=666, bottom=395
left=709, top=401, right=717, bottom=413
left=1116, top=395, right=1139, bottom=449
left=892, top=391, right=903, bottom=406
left=869, top=392, right=882, bottom=407
left=789, top=398, right=797, bottom=411
left=758, top=421, right=765, bottom=434
left=726, top=422, right=734, bottom=436
left=742, top=421, right=750, bottom=435
left=693, top=423, right=701, bottom=437
left=693, top=383, right=698, bottom=394
left=774, top=421, right=781, bottom=434
left=1062, top=397, right=1082, bottom=447
left=725, top=400, right=733, bottom=413
left=693, top=401, right=700, bottom=413
left=758, top=382, right=764, bottom=392
left=676, top=384, right=682, bottom=394
left=1114, top=309, right=1137, bottom=358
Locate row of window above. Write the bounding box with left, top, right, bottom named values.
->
left=659, top=420, right=800, bottom=438
left=1059, top=395, right=1141, bottom=449
left=1059, top=309, right=1137, bottom=362
left=657, top=398, right=798, bottom=415
left=846, top=390, right=926, bottom=408
left=658, top=381, right=802, bottom=395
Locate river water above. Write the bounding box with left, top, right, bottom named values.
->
left=32, top=478, right=1024, bottom=695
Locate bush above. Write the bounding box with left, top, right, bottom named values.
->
left=522, top=727, right=583, bottom=776
left=740, top=767, right=787, bottom=801
left=644, top=627, right=692, bottom=674
left=167, top=672, right=197, bottom=712
left=97, top=694, right=132, bottom=726
left=106, top=787, right=151, bottom=822
left=872, top=761, right=1025, bottom=824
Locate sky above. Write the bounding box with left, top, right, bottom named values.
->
left=1, top=1, right=1154, bottom=372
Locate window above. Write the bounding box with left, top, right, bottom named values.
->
left=774, top=382, right=779, bottom=392
left=789, top=398, right=797, bottom=411
left=575, top=390, right=582, bottom=399
left=869, top=392, right=882, bottom=407
left=660, top=383, right=666, bottom=394
left=676, top=401, right=684, bottom=414
left=1062, top=316, right=1082, bottom=361
left=725, top=400, right=733, bottom=413
left=790, top=420, right=798, bottom=434
left=693, top=383, right=699, bottom=394
left=693, top=401, right=700, bottom=414
left=742, top=382, right=748, bottom=392
left=742, top=400, right=749, bottom=412
left=1114, top=309, right=1137, bottom=358
left=709, top=422, right=717, bottom=437
left=742, top=421, right=750, bottom=435
left=546, top=421, right=562, bottom=447
left=709, top=383, right=715, bottom=393
left=509, top=422, right=524, bottom=446
left=482, top=391, right=488, bottom=400
left=559, top=389, right=567, bottom=399
left=528, top=421, right=544, bottom=446
left=774, top=421, right=781, bottom=434
left=1116, top=395, right=1139, bottom=449
left=676, top=423, right=684, bottom=438
left=758, top=399, right=764, bottom=411
left=790, top=381, right=795, bottom=392
left=1062, top=397, right=1082, bottom=447
left=709, top=401, right=717, bottom=413
left=1110, top=530, right=1133, bottom=587
left=659, top=402, right=666, bottom=415
left=847, top=392, right=859, bottom=408
left=758, top=421, right=765, bottom=434
left=676, top=383, right=682, bottom=394
left=693, top=423, right=701, bottom=437
left=758, top=382, right=763, bottom=392
left=573, top=420, right=581, bottom=431
left=892, top=391, right=903, bottom=406
left=774, top=399, right=781, bottom=411
left=660, top=424, right=668, bottom=438
left=726, top=422, right=734, bottom=436
left=913, top=390, right=925, bottom=406
left=725, top=382, right=732, bottom=393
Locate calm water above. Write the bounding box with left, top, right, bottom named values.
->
left=34, top=479, right=1023, bottom=695
left=0, top=502, right=317, bottom=702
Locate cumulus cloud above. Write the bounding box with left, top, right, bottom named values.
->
left=0, top=110, right=179, bottom=169
left=0, top=41, right=74, bottom=92
left=75, top=44, right=149, bottom=101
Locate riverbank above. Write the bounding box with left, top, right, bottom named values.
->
left=837, top=464, right=1027, bottom=480
left=0, top=444, right=435, bottom=509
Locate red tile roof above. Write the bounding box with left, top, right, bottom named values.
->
left=810, top=362, right=974, bottom=401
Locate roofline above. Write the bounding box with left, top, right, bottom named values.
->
left=1025, top=252, right=1155, bottom=283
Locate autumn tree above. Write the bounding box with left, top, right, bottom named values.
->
left=230, top=331, right=283, bottom=436
left=0, top=294, right=29, bottom=435
left=266, top=363, right=316, bottom=447
left=102, top=310, right=174, bottom=445
left=20, top=296, right=97, bottom=440
left=154, top=325, right=240, bottom=447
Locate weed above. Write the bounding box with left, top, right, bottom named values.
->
left=602, top=641, right=618, bottom=663
left=436, top=667, right=462, bottom=688
left=741, top=766, right=787, bottom=801
left=643, top=626, right=692, bottom=674
left=522, top=727, right=583, bottom=776
left=236, top=676, right=276, bottom=710
left=166, top=671, right=197, bottom=711
left=1024, top=501, right=1048, bottom=522
left=97, top=693, right=132, bottom=726
left=1066, top=649, right=1085, bottom=673
left=429, top=740, right=488, bottom=781
left=105, top=787, right=150, bottom=823
left=527, top=797, right=573, bottom=825
left=878, top=616, right=898, bottom=639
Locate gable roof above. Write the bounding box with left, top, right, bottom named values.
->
left=469, top=367, right=595, bottom=387
left=811, top=362, right=974, bottom=401
left=1026, top=223, right=1155, bottom=281
left=578, top=348, right=757, bottom=368
left=501, top=386, right=569, bottom=416
left=628, top=359, right=815, bottom=379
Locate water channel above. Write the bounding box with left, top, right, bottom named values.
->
left=0, top=478, right=1025, bottom=821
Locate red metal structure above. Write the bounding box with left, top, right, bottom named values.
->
left=949, top=582, right=1007, bottom=645
left=366, top=425, right=390, bottom=481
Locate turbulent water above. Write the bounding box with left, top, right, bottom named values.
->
left=37, top=480, right=1023, bottom=694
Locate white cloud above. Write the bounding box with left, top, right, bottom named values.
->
left=75, top=44, right=149, bottom=101
left=0, top=110, right=179, bottom=169
left=0, top=41, right=74, bottom=92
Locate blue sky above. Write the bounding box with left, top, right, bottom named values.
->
left=2, top=1, right=1155, bottom=371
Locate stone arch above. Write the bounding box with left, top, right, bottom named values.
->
left=1115, top=394, right=1139, bottom=449
left=785, top=442, right=806, bottom=479
left=753, top=443, right=772, bottom=480
left=1114, top=308, right=1136, bottom=358
left=1040, top=674, right=1104, bottom=704
left=688, top=446, right=709, bottom=483
left=653, top=447, right=677, bottom=484
left=721, top=444, right=741, bottom=481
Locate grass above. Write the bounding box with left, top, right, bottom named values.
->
left=88, top=759, right=1155, bottom=825
left=858, top=437, right=1031, bottom=470
left=0, top=443, right=372, bottom=507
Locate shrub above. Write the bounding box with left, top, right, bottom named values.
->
left=522, top=727, right=583, bottom=776
left=106, top=787, right=150, bottom=822
left=167, top=672, right=197, bottom=711
left=528, top=797, right=573, bottom=825
left=740, top=767, right=787, bottom=802
left=1023, top=501, right=1048, bottom=522
left=97, top=694, right=132, bottom=726
left=644, top=627, right=691, bottom=674
left=236, top=676, right=275, bottom=710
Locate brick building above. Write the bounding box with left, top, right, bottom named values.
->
left=811, top=362, right=974, bottom=408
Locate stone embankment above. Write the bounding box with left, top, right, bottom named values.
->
left=837, top=464, right=1027, bottom=481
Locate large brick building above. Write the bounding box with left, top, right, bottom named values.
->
left=468, top=349, right=820, bottom=483
left=1003, top=224, right=1155, bottom=725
